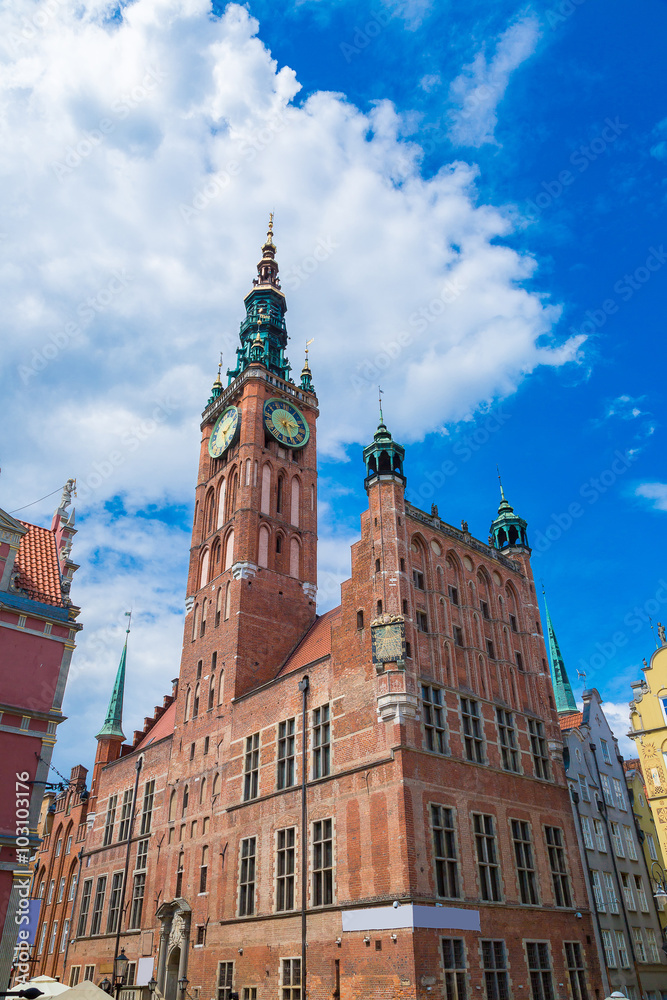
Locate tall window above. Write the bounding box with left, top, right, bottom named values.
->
left=217, top=962, right=234, bottom=1000
left=48, top=920, right=58, bottom=955
left=175, top=852, right=184, bottom=898
left=621, top=872, right=636, bottom=910
left=578, top=774, right=590, bottom=802
left=60, top=919, right=69, bottom=953
left=77, top=879, right=93, bottom=936
left=528, top=719, right=550, bottom=780
left=57, top=877, right=66, bottom=903
left=632, top=928, right=647, bottom=963
left=140, top=779, right=155, bottom=835
left=623, top=826, right=638, bottom=861
left=244, top=734, right=260, bottom=801
left=601, top=930, right=616, bottom=968
left=612, top=776, right=626, bottom=809
left=593, top=819, right=606, bottom=852
left=276, top=827, right=296, bottom=911
left=47, top=879, right=55, bottom=904
left=526, top=942, right=553, bottom=1000
left=281, top=958, right=301, bottom=1000
left=442, top=939, right=467, bottom=1000
left=118, top=788, right=133, bottom=841
left=647, top=832, right=658, bottom=861
left=614, top=931, right=630, bottom=968
left=239, top=837, right=256, bottom=916
left=590, top=871, right=605, bottom=912
left=312, top=705, right=331, bottom=778
left=69, top=967, right=81, bottom=987
left=106, top=873, right=124, bottom=933
left=603, top=871, right=619, bottom=913
left=313, top=819, right=333, bottom=906
left=423, top=686, right=447, bottom=755
left=474, top=814, right=501, bottom=902
left=545, top=827, right=571, bottom=907
left=511, top=820, right=537, bottom=905
left=103, top=795, right=117, bottom=846
left=461, top=698, right=484, bottom=763
left=277, top=719, right=296, bottom=789
left=579, top=816, right=594, bottom=850
left=610, top=822, right=625, bottom=857
left=600, top=773, right=614, bottom=806
left=645, top=927, right=660, bottom=963
left=129, top=840, right=148, bottom=929
left=564, top=942, right=589, bottom=1000
left=481, top=940, right=509, bottom=1000
left=90, top=876, right=107, bottom=936
left=200, top=846, right=209, bottom=893
left=496, top=709, right=519, bottom=772
left=432, top=806, right=460, bottom=899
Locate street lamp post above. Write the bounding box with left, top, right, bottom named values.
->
left=113, top=948, right=130, bottom=999
left=177, top=977, right=188, bottom=997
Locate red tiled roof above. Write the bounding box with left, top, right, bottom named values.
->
left=136, top=700, right=176, bottom=750
left=279, top=606, right=341, bottom=675
left=559, top=711, right=583, bottom=731
left=16, top=520, right=63, bottom=606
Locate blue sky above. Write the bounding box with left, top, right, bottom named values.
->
left=1, top=0, right=666, bottom=771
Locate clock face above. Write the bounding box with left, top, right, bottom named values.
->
left=208, top=406, right=240, bottom=458
left=263, top=398, right=310, bottom=449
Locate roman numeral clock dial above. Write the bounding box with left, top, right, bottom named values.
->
left=208, top=405, right=240, bottom=458
left=263, top=398, right=310, bottom=449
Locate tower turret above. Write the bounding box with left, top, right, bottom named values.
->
left=489, top=477, right=529, bottom=550
left=96, top=617, right=130, bottom=741
left=543, top=594, right=577, bottom=714
left=363, top=399, right=406, bottom=491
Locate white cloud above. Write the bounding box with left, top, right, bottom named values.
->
left=0, top=0, right=579, bottom=768
left=636, top=483, right=667, bottom=512
left=598, top=701, right=637, bottom=760
left=447, top=13, right=541, bottom=147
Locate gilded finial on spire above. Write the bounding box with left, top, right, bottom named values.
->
left=208, top=353, right=223, bottom=403
left=125, top=610, right=132, bottom=635
left=301, top=339, right=315, bottom=392
left=497, top=465, right=506, bottom=501
left=378, top=386, right=384, bottom=425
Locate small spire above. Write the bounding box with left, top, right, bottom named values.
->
left=301, top=339, right=315, bottom=392
left=497, top=465, right=506, bottom=502
left=378, top=386, right=384, bottom=425
left=542, top=590, right=577, bottom=714
left=96, top=613, right=131, bottom=741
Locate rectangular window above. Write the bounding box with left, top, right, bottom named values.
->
left=136, top=837, right=149, bottom=871
left=217, top=962, right=234, bottom=1000
left=69, top=874, right=77, bottom=901
left=646, top=927, right=660, bottom=963
left=417, top=610, right=429, bottom=632
left=38, top=922, right=47, bottom=956
left=621, top=873, right=636, bottom=910
left=515, top=651, right=524, bottom=671
left=422, top=686, right=447, bottom=755
left=57, top=876, right=66, bottom=903
left=454, top=625, right=464, bottom=646
left=449, top=585, right=459, bottom=606
left=277, top=719, right=296, bottom=790
left=601, top=929, right=616, bottom=967
left=313, top=819, right=334, bottom=906
left=48, top=920, right=58, bottom=955
left=84, top=966, right=95, bottom=983
left=461, top=698, right=484, bottom=763
left=496, top=709, right=520, bottom=772
left=613, top=776, right=626, bottom=810
left=90, top=875, right=107, bottom=936
left=528, top=719, right=550, bottom=780
left=432, top=806, right=460, bottom=899
left=647, top=833, right=658, bottom=861
left=77, top=879, right=93, bottom=936
left=66, top=834, right=73, bottom=854
left=580, top=816, right=594, bottom=850
left=600, top=739, right=611, bottom=763
left=633, top=928, right=647, bottom=963
left=242, top=990, right=257, bottom=1000
left=103, top=794, right=117, bottom=846
left=140, top=779, right=155, bottom=836
left=239, top=837, right=256, bottom=916
left=413, top=569, right=425, bottom=590
left=511, top=820, right=537, bottom=905
left=118, top=788, right=133, bottom=841
left=129, top=873, right=146, bottom=929
left=442, top=938, right=467, bottom=1000
left=593, top=819, right=606, bottom=852
left=590, top=871, right=605, bottom=912
left=276, top=827, right=296, bottom=911
left=481, top=940, right=509, bottom=1000
left=106, top=872, right=124, bottom=934
left=481, top=600, right=490, bottom=620
left=578, top=774, right=590, bottom=802
left=564, top=942, right=589, bottom=1000
left=38, top=881, right=45, bottom=899
left=55, top=838, right=62, bottom=858
left=526, top=942, right=554, bottom=1000
left=624, top=826, right=638, bottom=861
left=610, top=822, right=625, bottom=857
left=474, top=813, right=501, bottom=902
left=281, top=958, right=301, bottom=1000
left=486, top=639, right=495, bottom=660
left=199, top=845, right=209, bottom=893
left=47, top=879, right=55, bottom=905
left=600, top=773, right=614, bottom=807
left=603, top=871, right=619, bottom=914
left=510, top=613, right=518, bottom=632
left=614, top=931, right=628, bottom=968
left=312, top=705, right=331, bottom=778
left=69, top=968, right=81, bottom=987
left=243, top=733, right=260, bottom=801
left=545, top=827, right=572, bottom=907
left=634, top=874, right=649, bottom=911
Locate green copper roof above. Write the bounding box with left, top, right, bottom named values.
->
left=489, top=480, right=529, bottom=551
left=544, top=597, right=577, bottom=714
left=96, top=633, right=128, bottom=740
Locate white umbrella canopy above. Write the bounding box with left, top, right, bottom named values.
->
left=18, top=975, right=71, bottom=996
left=69, top=982, right=114, bottom=1000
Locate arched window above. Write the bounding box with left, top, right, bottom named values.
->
left=230, top=472, right=238, bottom=515
left=258, top=524, right=269, bottom=568
left=290, top=538, right=300, bottom=579
left=291, top=478, right=300, bottom=527
left=254, top=460, right=258, bottom=486
left=169, top=790, right=176, bottom=822
left=211, top=538, right=221, bottom=574
left=212, top=773, right=220, bottom=799
left=206, top=488, right=216, bottom=533
left=217, top=478, right=226, bottom=529
left=261, top=465, right=271, bottom=514
left=245, top=458, right=252, bottom=486
left=193, top=683, right=200, bottom=718
left=224, top=582, right=231, bottom=621
left=184, top=687, right=191, bottom=722
left=216, top=588, right=222, bottom=627
left=277, top=475, right=284, bottom=514
left=191, top=604, right=199, bottom=642
left=310, top=484, right=315, bottom=511
left=199, top=777, right=207, bottom=805
left=200, top=599, right=207, bottom=636
left=208, top=675, right=215, bottom=710
left=218, top=669, right=224, bottom=705
left=276, top=534, right=282, bottom=554
left=224, top=530, right=234, bottom=570
left=200, top=550, right=210, bottom=588
left=182, top=786, right=189, bottom=816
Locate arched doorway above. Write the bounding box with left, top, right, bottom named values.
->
left=165, top=947, right=180, bottom=1000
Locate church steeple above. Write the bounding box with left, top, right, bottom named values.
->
left=96, top=615, right=130, bottom=741
left=543, top=595, right=577, bottom=714
left=489, top=474, right=529, bottom=551
left=227, top=215, right=291, bottom=384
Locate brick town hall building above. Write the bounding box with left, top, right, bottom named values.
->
left=30, top=223, right=602, bottom=1000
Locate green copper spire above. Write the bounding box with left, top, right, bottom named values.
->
left=543, top=594, right=577, bottom=714
left=96, top=614, right=131, bottom=740
left=227, top=215, right=292, bottom=384
left=362, top=391, right=406, bottom=490
left=489, top=472, right=529, bottom=551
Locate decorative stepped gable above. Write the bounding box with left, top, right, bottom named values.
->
left=544, top=595, right=578, bottom=714
left=226, top=215, right=291, bottom=384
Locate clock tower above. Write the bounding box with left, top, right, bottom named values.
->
left=182, top=219, right=318, bottom=702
